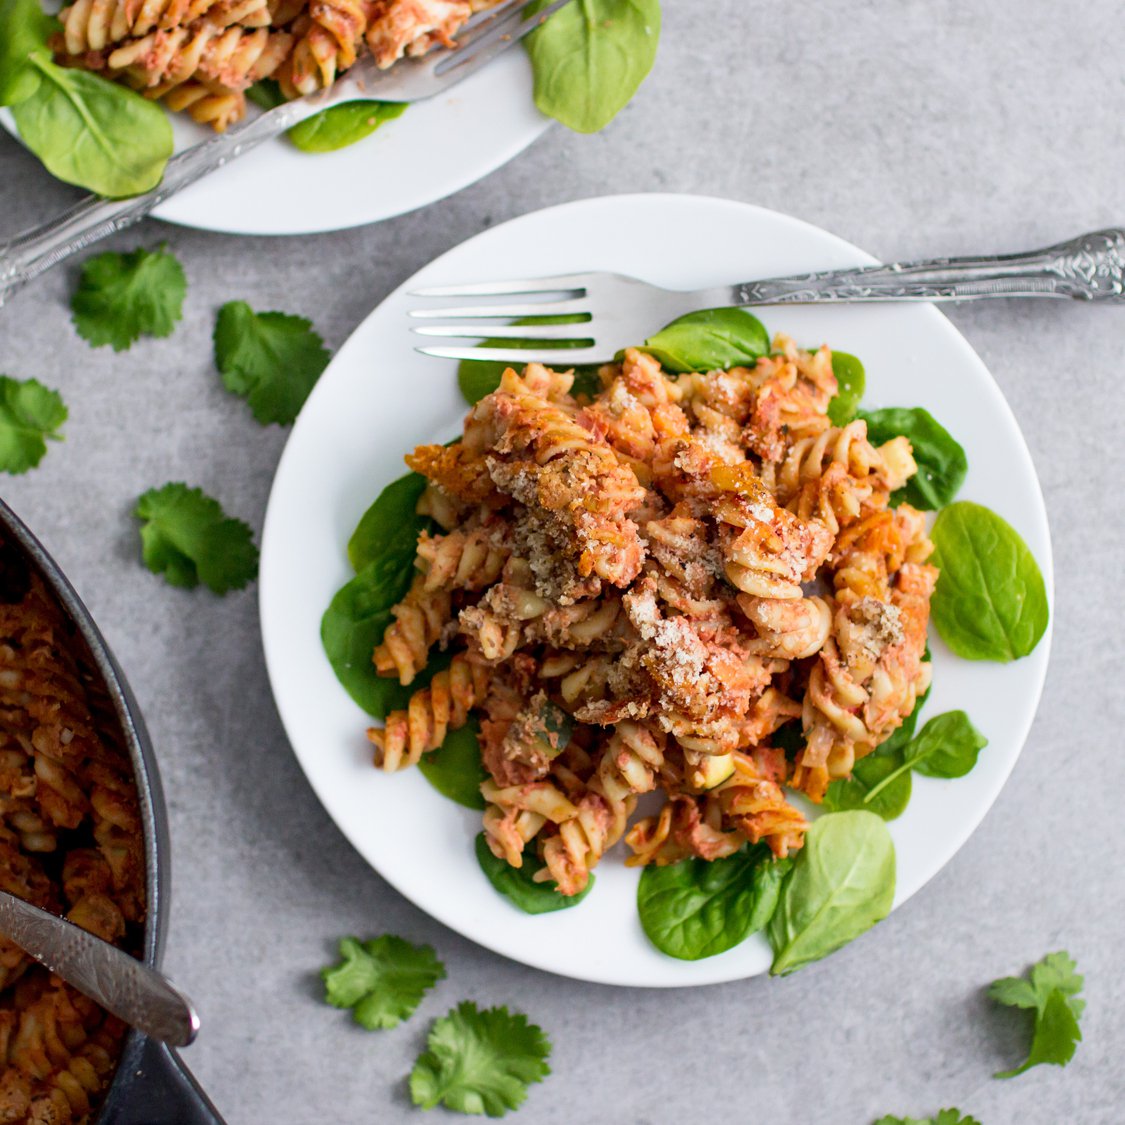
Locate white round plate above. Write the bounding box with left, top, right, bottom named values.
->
left=260, top=194, right=1053, bottom=987
left=1, top=48, right=547, bottom=234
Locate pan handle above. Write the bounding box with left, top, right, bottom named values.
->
left=100, top=1035, right=226, bottom=1125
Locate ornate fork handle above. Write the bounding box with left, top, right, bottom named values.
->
left=0, top=102, right=309, bottom=308
left=736, top=228, right=1125, bottom=304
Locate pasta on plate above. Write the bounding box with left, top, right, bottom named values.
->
left=51, top=0, right=500, bottom=131
left=366, top=338, right=936, bottom=898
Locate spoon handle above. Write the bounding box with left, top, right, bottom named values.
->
left=0, top=889, right=199, bottom=1048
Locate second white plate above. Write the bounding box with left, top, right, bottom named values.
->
left=2, top=47, right=547, bottom=234
left=260, top=194, right=1053, bottom=986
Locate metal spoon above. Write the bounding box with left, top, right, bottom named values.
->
left=0, top=889, right=199, bottom=1048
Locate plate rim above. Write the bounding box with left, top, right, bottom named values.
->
left=260, top=192, right=1054, bottom=987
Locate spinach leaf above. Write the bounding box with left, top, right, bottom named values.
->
left=905, top=710, right=987, bottom=779
left=767, top=811, right=895, bottom=975
left=474, top=833, right=594, bottom=914
left=458, top=316, right=599, bottom=406
left=641, top=307, right=770, bottom=374
left=771, top=721, right=805, bottom=757
left=860, top=406, right=967, bottom=510
left=525, top=0, right=661, bottom=134
left=636, top=845, right=790, bottom=960
left=288, top=101, right=406, bottom=153
left=826, top=350, right=865, bottom=424
left=348, top=470, right=429, bottom=570
left=0, top=0, right=54, bottom=106
left=11, top=60, right=172, bottom=197
left=418, top=722, right=487, bottom=810
left=321, top=470, right=432, bottom=717
left=822, top=751, right=912, bottom=821
left=246, top=79, right=286, bottom=110
left=930, top=501, right=1049, bottom=662
left=863, top=711, right=987, bottom=804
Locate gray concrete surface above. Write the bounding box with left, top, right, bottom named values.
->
left=1, top=1, right=1122, bottom=1121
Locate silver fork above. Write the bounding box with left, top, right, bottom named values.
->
left=0, top=0, right=569, bottom=306
left=409, top=227, right=1125, bottom=365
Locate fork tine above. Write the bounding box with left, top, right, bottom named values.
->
left=435, top=0, right=572, bottom=77
left=413, top=322, right=591, bottom=340
left=416, top=344, right=607, bottom=365
left=408, top=299, right=589, bottom=319
left=411, top=273, right=590, bottom=298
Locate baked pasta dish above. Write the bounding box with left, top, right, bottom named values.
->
left=51, top=0, right=501, bottom=131
left=0, top=539, right=146, bottom=1123
left=366, top=338, right=936, bottom=896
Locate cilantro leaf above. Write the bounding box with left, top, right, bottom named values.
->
left=213, top=300, right=330, bottom=425
left=135, top=483, right=258, bottom=595
left=0, top=375, right=67, bottom=474
left=874, top=1111, right=980, bottom=1125
left=989, top=950, right=1084, bottom=1078
left=322, top=935, right=445, bottom=1030
left=71, top=246, right=186, bottom=351
left=410, top=1001, right=551, bottom=1117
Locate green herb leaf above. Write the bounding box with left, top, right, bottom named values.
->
left=767, top=811, right=895, bottom=976
left=410, top=1001, right=551, bottom=1116
left=0, top=375, right=67, bottom=474
left=245, top=78, right=286, bottom=109
left=475, top=833, right=593, bottom=914
left=861, top=710, right=986, bottom=805
left=860, top=406, right=967, bottom=510
left=134, top=483, right=258, bottom=594
left=0, top=0, right=55, bottom=106
left=71, top=245, right=186, bottom=352
left=458, top=316, right=600, bottom=406
left=826, top=350, right=865, bottom=424
left=905, top=710, right=987, bottom=779
left=823, top=750, right=912, bottom=820
left=288, top=100, right=406, bottom=152
left=640, top=307, right=770, bottom=374
left=321, top=471, right=433, bottom=717
left=990, top=950, right=1084, bottom=1078
left=636, top=845, right=790, bottom=960
left=874, top=1111, right=981, bottom=1125
left=322, top=935, right=445, bottom=1030
left=930, top=501, right=1049, bottom=662
left=419, top=723, right=488, bottom=810
left=11, top=60, right=172, bottom=196
left=213, top=300, right=330, bottom=425
left=525, top=0, right=661, bottom=134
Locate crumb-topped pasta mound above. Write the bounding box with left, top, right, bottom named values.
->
left=51, top=0, right=500, bottom=131
left=369, top=338, right=936, bottom=897
left=0, top=541, right=145, bottom=1123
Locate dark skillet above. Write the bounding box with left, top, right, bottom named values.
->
left=0, top=497, right=224, bottom=1125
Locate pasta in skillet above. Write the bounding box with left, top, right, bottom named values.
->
left=367, top=337, right=936, bottom=897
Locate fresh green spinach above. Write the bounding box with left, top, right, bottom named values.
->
left=11, top=58, right=172, bottom=197
left=640, top=307, right=770, bottom=374
left=767, top=811, right=895, bottom=975
left=860, top=406, right=967, bottom=510
left=863, top=711, right=987, bottom=804
left=288, top=100, right=406, bottom=153
left=0, top=0, right=54, bottom=106
left=457, top=315, right=599, bottom=406
left=930, top=501, right=1049, bottom=662
left=822, top=751, right=912, bottom=821
left=321, top=470, right=432, bottom=717
left=525, top=0, right=661, bottom=134
left=418, top=722, right=488, bottom=810
left=826, top=350, right=865, bottom=424
left=474, top=832, right=594, bottom=913
left=636, top=845, right=790, bottom=960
